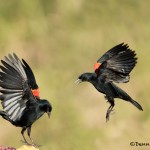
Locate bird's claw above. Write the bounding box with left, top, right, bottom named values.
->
left=106, top=111, right=110, bottom=122
left=21, top=140, right=41, bottom=148
left=106, top=108, right=115, bottom=122
left=31, top=143, right=42, bottom=148
left=20, top=140, right=30, bottom=145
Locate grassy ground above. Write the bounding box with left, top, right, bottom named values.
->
left=0, top=0, right=150, bottom=150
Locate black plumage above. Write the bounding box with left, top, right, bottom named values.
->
left=0, top=53, right=52, bottom=146
left=77, top=43, right=143, bottom=121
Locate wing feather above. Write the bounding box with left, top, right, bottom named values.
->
left=107, top=49, right=137, bottom=74
left=22, top=59, right=38, bottom=89
left=97, top=43, right=128, bottom=63
left=0, top=87, right=23, bottom=94
left=0, top=53, right=36, bottom=122
left=97, top=43, right=137, bottom=83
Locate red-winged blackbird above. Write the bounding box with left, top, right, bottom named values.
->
left=76, top=43, right=143, bottom=121
left=0, top=53, right=52, bottom=146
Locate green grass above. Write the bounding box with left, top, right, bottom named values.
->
left=0, top=0, right=150, bottom=150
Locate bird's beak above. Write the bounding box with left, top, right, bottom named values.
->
left=47, top=112, right=51, bottom=118
left=75, top=79, right=82, bottom=84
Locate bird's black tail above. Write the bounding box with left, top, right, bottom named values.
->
left=129, top=99, right=143, bottom=111
left=111, top=83, right=143, bottom=111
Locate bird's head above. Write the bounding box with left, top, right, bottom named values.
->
left=76, top=73, right=96, bottom=84
left=40, top=100, right=52, bottom=118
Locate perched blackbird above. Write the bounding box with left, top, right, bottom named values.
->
left=76, top=43, right=143, bottom=121
left=0, top=53, right=52, bottom=146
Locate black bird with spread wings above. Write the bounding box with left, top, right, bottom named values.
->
left=0, top=53, right=52, bottom=146
left=76, top=43, right=143, bottom=121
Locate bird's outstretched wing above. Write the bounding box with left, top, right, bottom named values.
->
left=0, top=53, right=37, bottom=122
left=94, top=43, right=137, bottom=83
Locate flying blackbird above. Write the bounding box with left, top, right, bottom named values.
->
left=76, top=43, right=143, bottom=121
left=0, top=53, right=52, bottom=146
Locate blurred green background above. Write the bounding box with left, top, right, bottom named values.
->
left=0, top=0, right=149, bottom=150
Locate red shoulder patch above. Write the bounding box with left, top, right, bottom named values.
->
left=94, top=62, right=101, bottom=71
left=94, top=62, right=101, bottom=74
left=32, top=89, right=40, bottom=98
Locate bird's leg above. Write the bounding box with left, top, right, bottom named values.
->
left=27, top=126, right=41, bottom=147
left=106, top=100, right=115, bottom=122
left=21, top=127, right=30, bottom=145
left=27, top=126, right=34, bottom=144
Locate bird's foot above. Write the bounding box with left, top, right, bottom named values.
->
left=30, top=143, right=42, bottom=148
left=21, top=140, right=31, bottom=145
left=106, top=111, right=110, bottom=122
left=21, top=140, right=41, bottom=148
left=106, top=108, right=115, bottom=122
